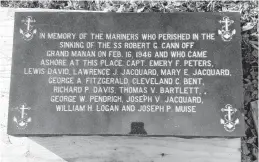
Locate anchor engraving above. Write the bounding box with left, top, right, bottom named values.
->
left=220, top=104, right=239, bottom=132
left=19, top=16, right=37, bottom=41
left=13, top=104, right=31, bottom=129
left=218, top=16, right=236, bottom=41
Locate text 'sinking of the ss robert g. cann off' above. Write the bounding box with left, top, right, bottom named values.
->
left=8, top=12, right=244, bottom=137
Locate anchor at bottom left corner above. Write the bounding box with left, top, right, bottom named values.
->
left=13, top=103, right=32, bottom=129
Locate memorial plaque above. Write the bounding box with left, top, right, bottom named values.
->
left=8, top=12, right=245, bottom=136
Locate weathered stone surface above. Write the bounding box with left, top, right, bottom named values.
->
left=7, top=12, right=244, bottom=136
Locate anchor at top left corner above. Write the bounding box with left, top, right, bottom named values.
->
left=19, top=16, right=37, bottom=41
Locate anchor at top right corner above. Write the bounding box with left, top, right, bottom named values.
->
left=218, top=16, right=236, bottom=41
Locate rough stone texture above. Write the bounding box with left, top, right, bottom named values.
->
left=8, top=11, right=244, bottom=136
